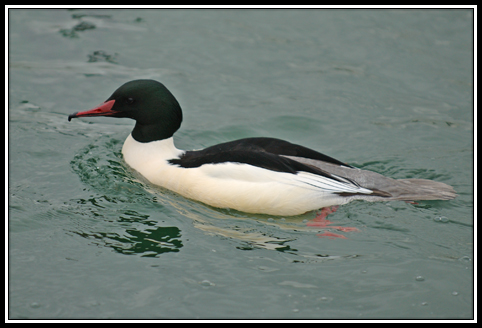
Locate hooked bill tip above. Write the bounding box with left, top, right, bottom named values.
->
left=68, top=112, right=78, bottom=122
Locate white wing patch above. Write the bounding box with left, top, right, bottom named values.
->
left=294, top=171, right=374, bottom=194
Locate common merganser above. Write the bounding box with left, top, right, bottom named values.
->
left=68, top=79, right=456, bottom=216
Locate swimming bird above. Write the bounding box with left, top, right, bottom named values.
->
left=68, top=79, right=456, bottom=216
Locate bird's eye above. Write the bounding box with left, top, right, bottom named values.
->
left=125, top=97, right=135, bottom=104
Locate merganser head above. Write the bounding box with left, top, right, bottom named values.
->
left=68, top=79, right=183, bottom=142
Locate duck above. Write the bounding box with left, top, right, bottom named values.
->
left=68, top=79, right=456, bottom=216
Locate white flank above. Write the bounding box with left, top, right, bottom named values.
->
left=121, top=134, right=372, bottom=215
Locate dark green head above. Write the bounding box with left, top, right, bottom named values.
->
left=69, top=79, right=183, bottom=142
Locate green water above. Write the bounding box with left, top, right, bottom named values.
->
left=8, top=8, right=473, bottom=319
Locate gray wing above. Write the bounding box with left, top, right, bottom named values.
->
left=283, top=156, right=456, bottom=201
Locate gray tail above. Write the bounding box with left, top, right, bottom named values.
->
left=382, top=178, right=457, bottom=201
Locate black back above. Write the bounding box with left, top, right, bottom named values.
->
left=169, top=137, right=355, bottom=183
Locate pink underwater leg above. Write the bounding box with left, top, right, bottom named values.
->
left=306, top=206, right=360, bottom=239
left=306, top=206, right=339, bottom=227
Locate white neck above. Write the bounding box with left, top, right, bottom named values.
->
left=122, top=134, right=184, bottom=174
